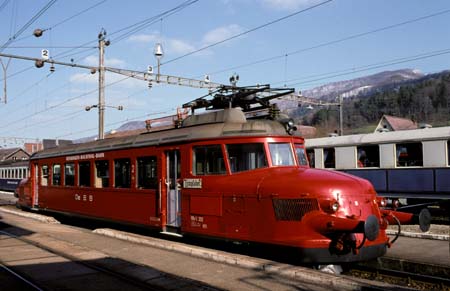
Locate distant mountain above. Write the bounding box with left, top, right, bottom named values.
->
left=116, top=121, right=145, bottom=132
left=302, top=69, right=424, bottom=100
left=75, top=68, right=448, bottom=142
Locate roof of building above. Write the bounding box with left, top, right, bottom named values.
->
left=374, top=115, right=418, bottom=132
left=0, top=148, right=30, bottom=161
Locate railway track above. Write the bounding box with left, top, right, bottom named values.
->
left=346, top=264, right=450, bottom=291
left=0, top=263, right=44, bottom=291
left=0, top=228, right=220, bottom=291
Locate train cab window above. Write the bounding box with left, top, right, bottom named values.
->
left=357, top=145, right=380, bottom=168
left=41, top=165, right=49, bottom=186
left=79, top=161, right=91, bottom=187
left=269, top=143, right=295, bottom=166
left=323, top=148, right=335, bottom=168
left=396, top=143, right=423, bottom=167
left=65, top=163, right=75, bottom=186
left=114, top=159, right=131, bottom=188
left=95, top=160, right=109, bottom=188
left=137, top=157, right=158, bottom=188
left=295, top=145, right=309, bottom=166
left=226, top=143, right=267, bottom=173
left=52, top=164, right=61, bottom=186
left=193, top=145, right=226, bottom=175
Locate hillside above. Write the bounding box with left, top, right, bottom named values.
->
left=295, top=70, right=450, bottom=136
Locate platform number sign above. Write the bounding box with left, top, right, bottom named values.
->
left=41, top=49, right=50, bottom=60
left=147, top=65, right=153, bottom=74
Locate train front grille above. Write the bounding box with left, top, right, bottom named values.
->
left=272, top=198, right=319, bottom=221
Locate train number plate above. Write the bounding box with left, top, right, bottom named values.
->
left=183, top=178, right=202, bottom=189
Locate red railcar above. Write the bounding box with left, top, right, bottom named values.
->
left=16, top=87, right=428, bottom=263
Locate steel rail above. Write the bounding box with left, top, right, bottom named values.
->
left=0, top=229, right=167, bottom=291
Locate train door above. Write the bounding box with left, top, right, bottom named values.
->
left=32, top=163, right=39, bottom=207
left=165, top=150, right=181, bottom=230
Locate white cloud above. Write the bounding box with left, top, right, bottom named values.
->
left=70, top=72, right=97, bottom=84
left=128, top=34, right=158, bottom=43
left=83, top=55, right=126, bottom=67
left=124, top=24, right=244, bottom=58
left=69, top=72, right=146, bottom=90
left=201, top=24, right=244, bottom=45
left=166, top=39, right=196, bottom=55
left=261, top=0, right=314, bottom=10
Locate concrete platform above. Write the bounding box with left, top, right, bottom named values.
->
left=0, top=206, right=408, bottom=291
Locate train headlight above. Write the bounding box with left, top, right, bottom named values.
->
left=331, top=201, right=340, bottom=212
left=376, top=197, right=387, bottom=207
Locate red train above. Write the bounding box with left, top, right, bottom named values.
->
left=16, top=86, right=429, bottom=263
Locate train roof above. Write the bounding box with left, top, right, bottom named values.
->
left=305, top=126, right=450, bottom=148
left=32, top=108, right=302, bottom=160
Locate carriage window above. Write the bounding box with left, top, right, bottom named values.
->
left=193, top=145, right=226, bottom=175
left=295, top=145, right=309, bottom=166
left=52, top=164, right=61, bottom=186
left=323, top=148, right=335, bottom=168
left=396, top=143, right=423, bottom=167
left=95, top=160, right=109, bottom=188
left=269, top=143, right=295, bottom=166
left=137, top=156, right=157, bottom=188
left=226, top=143, right=267, bottom=173
left=79, top=161, right=91, bottom=187
left=41, top=165, right=48, bottom=186
left=65, top=163, right=75, bottom=186
left=115, top=158, right=131, bottom=188
left=447, top=140, right=450, bottom=166
left=357, top=145, right=380, bottom=168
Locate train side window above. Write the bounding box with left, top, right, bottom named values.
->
left=114, top=159, right=131, bottom=188
left=52, top=164, right=61, bottom=186
left=41, top=165, right=48, bottom=186
left=323, top=148, right=335, bottom=168
left=447, top=140, right=450, bottom=166
left=193, top=145, right=226, bottom=175
left=137, top=156, right=157, bottom=188
left=295, top=146, right=309, bottom=166
left=226, top=143, right=267, bottom=173
left=269, top=143, right=295, bottom=166
left=95, top=160, right=109, bottom=188
left=79, top=161, right=91, bottom=187
left=65, top=163, right=75, bottom=186
left=396, top=143, right=423, bottom=167
left=357, top=145, right=380, bottom=167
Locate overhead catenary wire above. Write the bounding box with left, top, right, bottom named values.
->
left=0, top=0, right=58, bottom=52
left=11, top=0, right=109, bottom=44
left=198, top=8, right=450, bottom=79
left=0, top=0, right=10, bottom=13
left=163, top=0, right=333, bottom=66
left=53, top=0, right=199, bottom=60
left=2, top=86, right=155, bottom=140
left=0, top=75, right=133, bottom=134
left=0, top=0, right=199, bottom=83
left=55, top=107, right=178, bottom=139
left=283, top=48, right=450, bottom=88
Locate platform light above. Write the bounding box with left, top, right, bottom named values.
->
left=154, top=43, right=164, bottom=83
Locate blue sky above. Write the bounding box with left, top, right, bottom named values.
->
left=0, top=0, right=449, bottom=144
